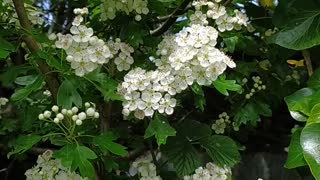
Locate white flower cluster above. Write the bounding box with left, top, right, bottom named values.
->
left=119, top=10, right=236, bottom=119
left=118, top=68, right=178, bottom=119
left=108, top=38, right=135, bottom=71
left=211, top=112, right=231, bottom=134
left=25, top=150, right=88, bottom=180
left=0, top=97, right=9, bottom=119
left=100, top=0, right=149, bottom=21
left=50, top=8, right=112, bottom=76
left=43, top=90, right=52, bottom=97
left=38, top=102, right=99, bottom=126
left=243, top=76, right=266, bottom=99
left=183, top=162, right=231, bottom=180
left=0, top=97, right=8, bottom=107
left=1, top=1, right=44, bottom=26
left=129, top=152, right=162, bottom=180
left=192, top=0, right=249, bottom=32
left=50, top=8, right=135, bottom=76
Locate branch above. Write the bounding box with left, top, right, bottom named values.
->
left=302, top=50, right=313, bottom=77
left=150, top=0, right=192, bottom=36
left=12, top=0, right=60, bottom=101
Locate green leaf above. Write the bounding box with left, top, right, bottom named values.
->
left=235, top=62, right=257, bottom=76
left=36, top=51, right=68, bottom=71
left=7, top=134, right=41, bottom=158
left=0, top=65, right=33, bottom=87
left=0, top=49, right=11, bottom=59
left=14, top=75, right=37, bottom=86
left=177, top=120, right=211, bottom=141
left=284, top=88, right=315, bottom=121
left=11, top=75, right=44, bottom=101
left=200, top=135, right=240, bottom=167
left=144, top=113, right=176, bottom=146
left=53, top=144, right=97, bottom=179
left=57, top=79, right=82, bottom=109
left=285, top=129, right=307, bottom=169
left=212, top=76, right=242, bottom=96
left=103, top=158, right=119, bottom=173
left=85, top=70, right=122, bottom=101
left=224, top=36, right=239, bottom=53
left=300, top=123, right=320, bottom=179
left=308, top=68, right=320, bottom=90
left=0, top=37, right=15, bottom=59
left=191, top=84, right=206, bottom=111
left=308, top=103, right=320, bottom=124
left=253, top=100, right=272, bottom=117
left=93, top=133, right=128, bottom=156
left=162, top=137, right=201, bottom=176
left=233, top=102, right=260, bottom=126
left=271, top=0, right=320, bottom=50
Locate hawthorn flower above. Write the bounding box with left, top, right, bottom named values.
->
left=72, top=15, right=83, bottom=26
left=55, top=34, right=73, bottom=49
left=25, top=151, right=88, bottom=180
left=158, top=94, right=176, bottom=115
left=216, top=14, right=235, bottom=32
left=70, top=25, right=94, bottom=43
left=71, top=60, right=97, bottom=76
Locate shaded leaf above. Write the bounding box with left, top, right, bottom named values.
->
left=57, top=79, right=82, bottom=109
left=53, top=144, right=97, bottom=179
left=93, top=133, right=128, bottom=156
left=8, top=135, right=41, bottom=158
left=11, top=75, right=44, bottom=101
left=200, top=135, right=240, bottom=167
left=162, top=137, right=201, bottom=176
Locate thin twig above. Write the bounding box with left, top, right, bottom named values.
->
left=12, top=0, right=60, bottom=101
left=150, top=0, right=192, bottom=36
left=302, top=50, right=313, bottom=77
left=223, top=0, right=232, bottom=6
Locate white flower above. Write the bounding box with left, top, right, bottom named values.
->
left=70, top=25, right=93, bottom=43
left=71, top=60, right=97, bottom=76
left=86, top=108, right=95, bottom=116
left=76, top=119, right=83, bottom=125
left=78, top=112, right=86, bottom=120
left=73, top=7, right=89, bottom=15
left=51, top=105, right=59, bottom=113
left=55, top=34, right=73, bottom=49
left=0, top=97, right=9, bottom=106
left=216, top=14, right=235, bottom=32
left=72, top=15, right=83, bottom=26
left=158, top=94, right=176, bottom=115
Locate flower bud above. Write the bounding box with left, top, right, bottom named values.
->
left=76, top=119, right=82, bottom=125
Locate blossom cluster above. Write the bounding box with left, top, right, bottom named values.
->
left=108, top=38, right=135, bottom=71
left=211, top=112, right=230, bottom=134
left=25, top=150, right=87, bottom=180
left=43, top=90, right=52, bottom=97
left=118, top=11, right=236, bottom=119
left=51, top=8, right=111, bottom=76
left=100, top=0, right=149, bottom=21
left=0, top=97, right=9, bottom=119
left=129, top=152, right=162, bottom=180
left=50, top=8, right=135, bottom=76
left=192, top=0, right=249, bottom=32
left=1, top=1, right=44, bottom=26
left=183, top=162, right=231, bottom=180
left=243, top=76, right=266, bottom=99
left=38, top=102, right=99, bottom=126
